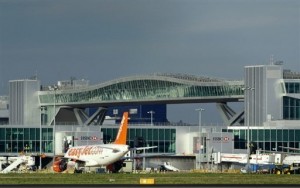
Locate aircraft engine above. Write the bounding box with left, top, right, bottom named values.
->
left=52, top=158, right=67, bottom=173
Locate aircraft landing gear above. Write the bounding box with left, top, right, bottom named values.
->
left=74, top=168, right=83, bottom=173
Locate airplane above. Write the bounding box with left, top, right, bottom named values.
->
left=53, top=112, right=130, bottom=173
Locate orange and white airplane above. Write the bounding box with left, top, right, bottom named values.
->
left=53, top=112, right=130, bottom=173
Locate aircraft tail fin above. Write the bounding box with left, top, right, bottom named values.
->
left=114, top=112, right=129, bottom=145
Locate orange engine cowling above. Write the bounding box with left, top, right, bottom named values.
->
left=53, top=158, right=68, bottom=173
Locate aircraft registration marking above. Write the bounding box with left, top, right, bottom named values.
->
left=67, top=146, right=103, bottom=158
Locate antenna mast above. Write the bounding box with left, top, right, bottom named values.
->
left=270, top=55, right=274, bottom=65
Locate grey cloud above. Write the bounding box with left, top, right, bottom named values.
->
left=0, top=0, right=299, bottom=123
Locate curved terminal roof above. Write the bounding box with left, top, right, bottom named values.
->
left=38, top=73, right=245, bottom=107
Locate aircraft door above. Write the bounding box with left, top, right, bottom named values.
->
left=63, top=136, right=74, bottom=153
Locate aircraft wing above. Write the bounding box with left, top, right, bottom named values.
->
left=134, top=153, right=175, bottom=158
left=122, top=153, right=175, bottom=160
left=99, top=145, right=127, bottom=153
left=131, top=146, right=158, bottom=151
left=125, top=146, right=176, bottom=159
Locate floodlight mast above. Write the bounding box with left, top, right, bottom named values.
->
left=49, top=85, right=58, bottom=162
left=195, top=108, right=204, bottom=170
left=242, top=87, right=254, bottom=172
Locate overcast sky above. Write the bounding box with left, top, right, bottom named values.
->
left=0, top=0, right=299, bottom=124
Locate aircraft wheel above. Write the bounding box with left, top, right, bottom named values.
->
left=74, top=169, right=83, bottom=173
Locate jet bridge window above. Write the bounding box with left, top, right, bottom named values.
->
left=0, top=141, right=4, bottom=152
left=0, top=128, right=5, bottom=140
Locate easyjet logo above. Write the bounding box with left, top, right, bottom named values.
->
left=67, top=146, right=103, bottom=158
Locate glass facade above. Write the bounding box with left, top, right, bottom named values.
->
left=101, top=127, right=176, bottom=153
left=38, top=75, right=244, bottom=125
left=285, top=82, right=300, bottom=94
left=0, top=127, right=53, bottom=153
left=35, top=73, right=245, bottom=126
left=39, top=75, right=244, bottom=105
left=230, top=128, right=300, bottom=154
left=284, top=82, right=300, bottom=120
left=40, top=80, right=244, bottom=105
left=283, top=96, right=300, bottom=120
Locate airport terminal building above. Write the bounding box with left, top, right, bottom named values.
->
left=0, top=63, right=299, bottom=171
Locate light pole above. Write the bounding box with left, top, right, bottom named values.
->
left=242, top=87, right=254, bottom=172
left=39, top=106, right=45, bottom=170
left=147, top=110, right=155, bottom=126
left=49, top=86, right=58, bottom=157
left=195, top=108, right=204, bottom=170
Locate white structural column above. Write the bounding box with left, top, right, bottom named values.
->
left=195, top=107, right=204, bottom=169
